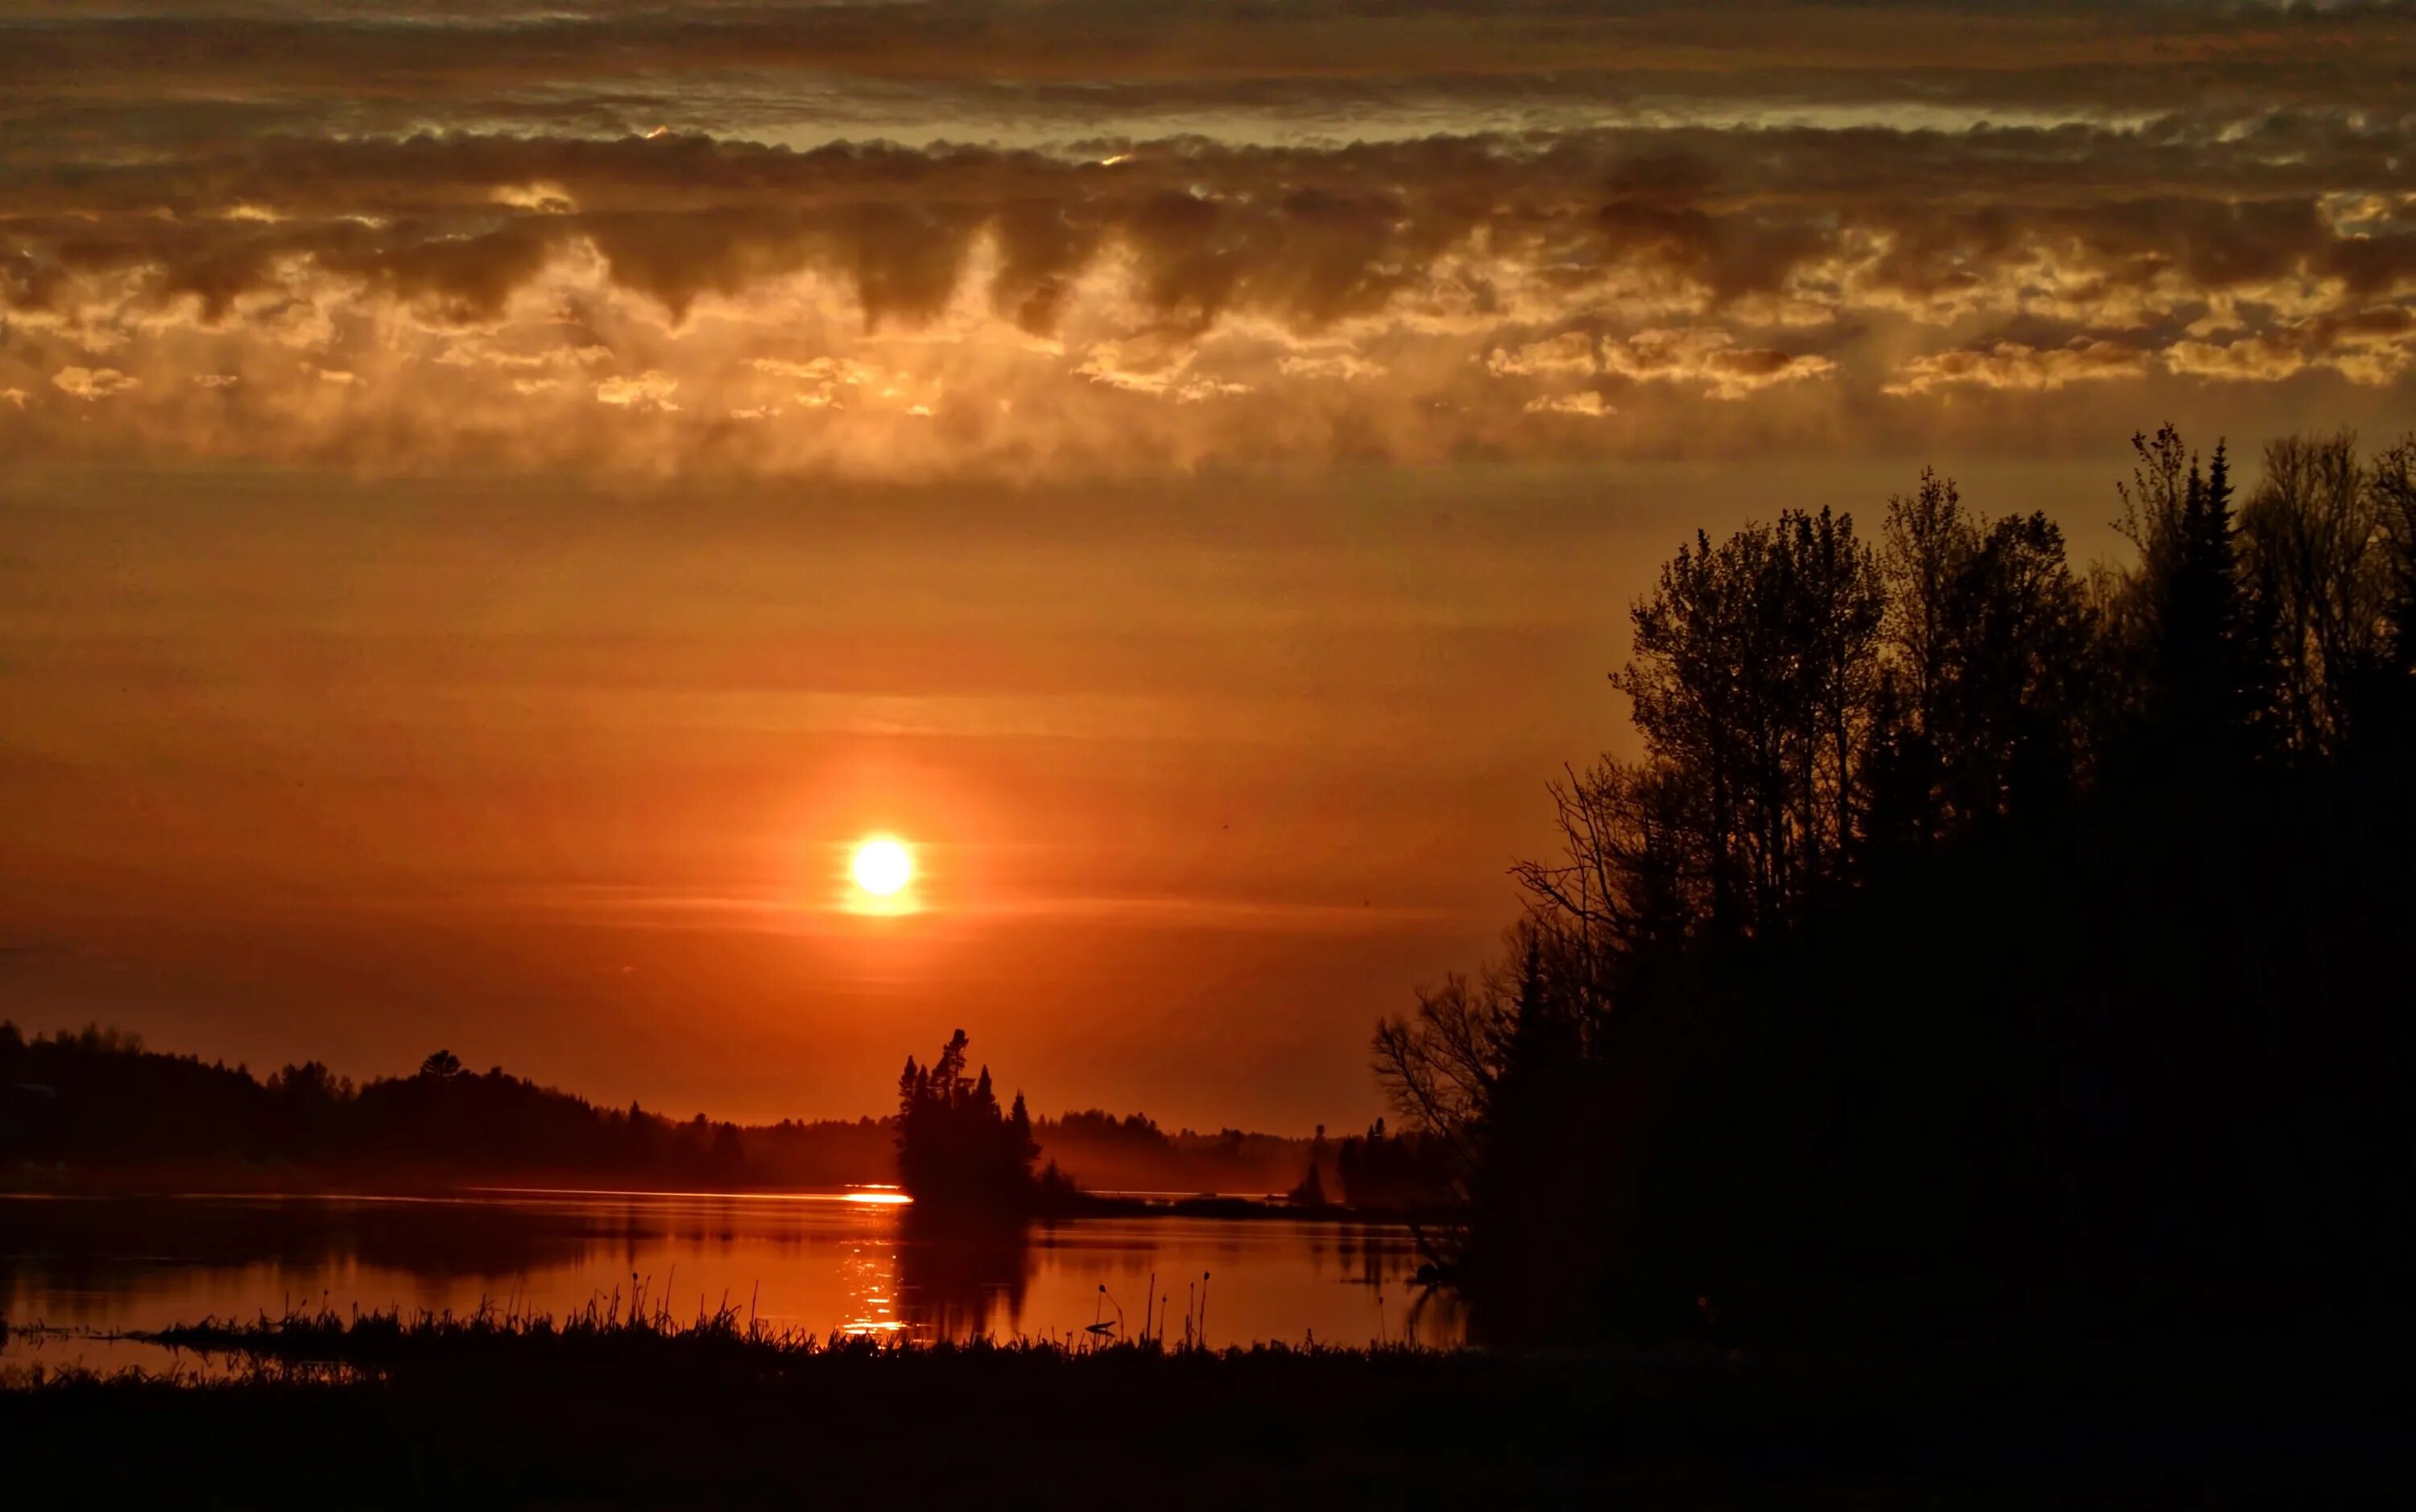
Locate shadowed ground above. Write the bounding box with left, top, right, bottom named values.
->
left=3, top=1312, right=2410, bottom=1508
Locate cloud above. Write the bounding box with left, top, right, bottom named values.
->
left=2, top=4, right=2403, bottom=121
left=10, top=121, right=2414, bottom=338
left=1278, top=352, right=1384, bottom=382
left=594, top=370, right=681, bottom=408
left=1488, top=335, right=1599, bottom=379
left=51, top=366, right=139, bottom=400
left=1524, top=392, right=1613, bottom=419
left=0, top=3, right=2410, bottom=473
left=1599, top=328, right=1835, bottom=399
left=1884, top=340, right=2153, bottom=396
left=2164, top=306, right=2416, bottom=386
left=1072, top=340, right=1249, bottom=403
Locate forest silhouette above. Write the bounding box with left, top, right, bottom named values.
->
left=1377, top=424, right=2416, bottom=1345
left=0, top=1026, right=1328, bottom=1199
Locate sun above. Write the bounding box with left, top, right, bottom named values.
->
left=850, top=837, right=914, bottom=898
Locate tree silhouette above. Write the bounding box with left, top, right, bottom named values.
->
left=0, top=1024, right=897, bottom=1188
left=2239, top=431, right=2397, bottom=756
left=1874, top=480, right=2097, bottom=838
left=1384, top=425, right=2416, bottom=1345
left=2374, top=437, right=2416, bottom=682
left=1611, top=506, right=1884, bottom=937
left=894, top=1030, right=1043, bottom=1212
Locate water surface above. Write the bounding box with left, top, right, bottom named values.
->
left=0, top=1191, right=1460, bottom=1372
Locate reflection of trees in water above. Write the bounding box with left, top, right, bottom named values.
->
left=0, top=1199, right=607, bottom=1330
left=0, top=1196, right=876, bottom=1309
left=1327, top=1221, right=1463, bottom=1346
left=0, top=1198, right=596, bottom=1291
left=1326, top=1223, right=1425, bottom=1291
left=1400, top=1284, right=1466, bottom=1348
left=892, top=1212, right=1028, bottom=1341
left=2, top=1199, right=1470, bottom=1347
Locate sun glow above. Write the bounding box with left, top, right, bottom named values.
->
left=850, top=837, right=915, bottom=898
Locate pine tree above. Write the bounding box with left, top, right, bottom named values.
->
left=893, top=1032, right=1043, bottom=1212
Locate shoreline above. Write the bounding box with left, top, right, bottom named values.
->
left=0, top=1178, right=1438, bottom=1226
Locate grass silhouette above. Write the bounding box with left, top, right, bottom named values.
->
left=8, top=1305, right=2413, bottom=1507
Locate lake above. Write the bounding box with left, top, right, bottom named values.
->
left=0, top=1191, right=1463, bottom=1372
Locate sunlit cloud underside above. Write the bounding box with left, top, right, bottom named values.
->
left=2, top=2, right=2413, bottom=476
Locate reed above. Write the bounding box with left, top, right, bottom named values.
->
left=10, top=1314, right=2403, bottom=1510
left=114, top=1298, right=1447, bottom=1389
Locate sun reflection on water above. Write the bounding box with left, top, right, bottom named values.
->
left=837, top=1232, right=903, bottom=1336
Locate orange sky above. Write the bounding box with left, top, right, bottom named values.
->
left=0, top=454, right=2206, bottom=1128
left=3, top=2, right=2414, bottom=1127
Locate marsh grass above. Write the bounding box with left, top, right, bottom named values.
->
left=8, top=1302, right=2412, bottom=1507
left=118, top=1291, right=1446, bottom=1392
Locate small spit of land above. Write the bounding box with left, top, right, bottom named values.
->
left=5, top=1308, right=2410, bottom=1509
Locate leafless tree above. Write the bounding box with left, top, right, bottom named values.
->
left=2240, top=431, right=2395, bottom=754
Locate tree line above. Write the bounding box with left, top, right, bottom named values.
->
left=0, top=1022, right=1345, bottom=1198
left=1377, top=426, right=2416, bottom=1344
left=0, top=1025, right=894, bottom=1188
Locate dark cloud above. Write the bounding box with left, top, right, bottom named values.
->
left=6, top=122, right=2412, bottom=330
left=2, top=2, right=2402, bottom=92
left=3, top=2, right=2411, bottom=168
left=0, top=2, right=2410, bottom=473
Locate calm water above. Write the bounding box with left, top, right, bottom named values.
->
left=0, top=1191, right=1462, bottom=1372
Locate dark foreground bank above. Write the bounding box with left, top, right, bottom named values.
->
left=4, top=1312, right=2411, bottom=1509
